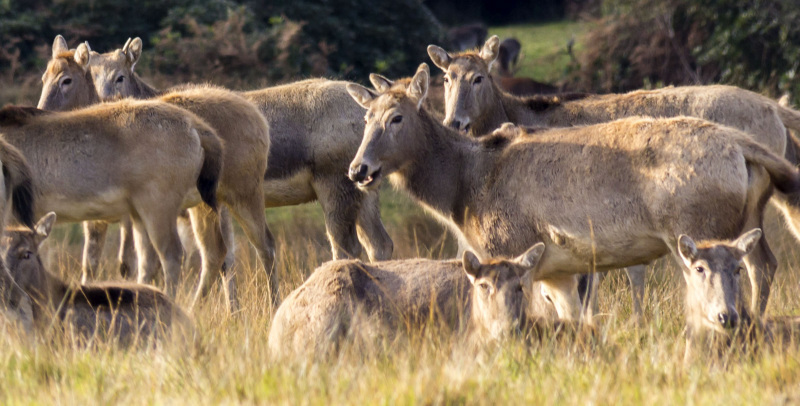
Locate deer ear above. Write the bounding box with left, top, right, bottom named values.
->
left=733, top=228, right=762, bottom=258
left=122, top=37, right=143, bottom=70
left=479, top=35, right=500, bottom=70
left=369, top=73, right=393, bottom=93
left=52, top=35, right=69, bottom=59
left=34, top=212, right=56, bottom=244
left=513, top=243, right=545, bottom=270
left=427, top=45, right=452, bottom=71
left=678, top=234, right=698, bottom=265
left=407, top=63, right=429, bottom=110
left=346, top=83, right=377, bottom=109
left=74, top=42, right=91, bottom=70
left=462, top=250, right=482, bottom=284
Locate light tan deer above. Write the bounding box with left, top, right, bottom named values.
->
left=268, top=243, right=561, bottom=359
left=679, top=229, right=800, bottom=361
left=88, top=37, right=393, bottom=271
left=2, top=213, right=194, bottom=345
left=0, top=100, right=222, bottom=298
left=39, top=36, right=274, bottom=309
left=346, top=65, right=800, bottom=322
left=428, top=35, right=800, bottom=317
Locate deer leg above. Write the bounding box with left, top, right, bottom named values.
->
left=312, top=176, right=363, bottom=260
left=625, top=265, right=647, bottom=321
left=188, top=205, right=230, bottom=310
left=132, top=221, right=159, bottom=287
left=81, top=221, right=108, bottom=283
left=117, top=217, right=137, bottom=279
left=355, top=190, right=393, bottom=262
left=229, top=193, right=277, bottom=304
left=134, top=206, right=184, bottom=298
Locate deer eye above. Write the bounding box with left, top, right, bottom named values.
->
left=61, top=78, right=72, bottom=86
left=19, top=251, right=32, bottom=260
left=473, top=76, right=483, bottom=85
left=477, top=281, right=492, bottom=294
left=443, top=76, right=450, bottom=84
left=116, top=75, right=125, bottom=83
left=695, top=266, right=705, bottom=274
left=391, top=115, right=403, bottom=124
left=544, top=294, right=553, bottom=303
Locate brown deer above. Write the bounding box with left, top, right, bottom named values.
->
left=87, top=37, right=393, bottom=274
left=0, top=100, right=223, bottom=298
left=346, top=66, right=799, bottom=322
left=2, top=212, right=194, bottom=345
left=428, top=35, right=800, bottom=317
left=268, top=243, right=561, bottom=358
left=39, top=36, right=274, bottom=309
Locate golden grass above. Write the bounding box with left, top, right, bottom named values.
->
left=2, top=186, right=800, bottom=404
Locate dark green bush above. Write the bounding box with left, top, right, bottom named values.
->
left=569, top=0, right=800, bottom=103
left=0, top=0, right=443, bottom=88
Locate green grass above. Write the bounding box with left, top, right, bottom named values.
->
left=489, top=20, right=591, bottom=84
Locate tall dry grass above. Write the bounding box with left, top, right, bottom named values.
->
left=1, top=187, right=800, bottom=404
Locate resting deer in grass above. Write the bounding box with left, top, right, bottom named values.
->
left=0, top=98, right=222, bottom=298
left=679, top=229, right=800, bottom=362
left=39, top=36, right=273, bottom=309
left=428, top=35, right=800, bottom=318
left=346, top=65, right=800, bottom=322
left=269, top=242, right=567, bottom=358
left=2, top=213, right=193, bottom=345
left=83, top=37, right=394, bottom=280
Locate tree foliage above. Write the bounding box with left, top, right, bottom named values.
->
left=570, top=0, right=800, bottom=103
left=0, top=0, right=443, bottom=87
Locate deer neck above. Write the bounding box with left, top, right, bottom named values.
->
left=130, top=73, right=162, bottom=99
left=391, top=111, right=488, bottom=229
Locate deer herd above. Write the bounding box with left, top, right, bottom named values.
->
left=0, top=32, right=799, bottom=360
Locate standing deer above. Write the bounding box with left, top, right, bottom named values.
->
left=346, top=65, right=800, bottom=322
left=39, top=36, right=273, bottom=309
left=428, top=35, right=800, bottom=318
left=84, top=37, right=394, bottom=283
left=0, top=100, right=222, bottom=298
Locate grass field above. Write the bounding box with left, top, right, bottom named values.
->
left=3, top=20, right=800, bottom=405
left=3, top=185, right=800, bottom=404
left=488, top=20, right=589, bottom=84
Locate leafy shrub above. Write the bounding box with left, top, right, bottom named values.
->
left=569, top=0, right=800, bottom=103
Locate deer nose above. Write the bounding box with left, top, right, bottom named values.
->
left=449, top=120, right=462, bottom=130
left=349, top=164, right=369, bottom=183
left=718, top=312, right=738, bottom=329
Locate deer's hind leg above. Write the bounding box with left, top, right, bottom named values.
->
left=743, top=181, right=778, bottom=316
left=228, top=191, right=277, bottom=303
left=132, top=197, right=185, bottom=298
left=189, top=205, right=237, bottom=312
left=312, top=175, right=363, bottom=260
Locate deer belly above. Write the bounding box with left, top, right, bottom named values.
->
left=537, top=232, right=668, bottom=279
left=40, top=188, right=129, bottom=223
